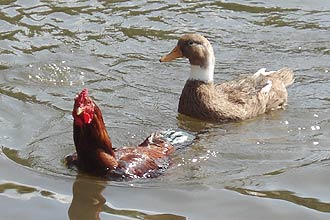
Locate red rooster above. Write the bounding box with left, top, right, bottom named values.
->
left=66, top=89, right=175, bottom=179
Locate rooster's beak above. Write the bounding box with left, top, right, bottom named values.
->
left=76, top=107, right=83, bottom=116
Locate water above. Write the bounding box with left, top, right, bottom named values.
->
left=1, top=0, right=330, bottom=219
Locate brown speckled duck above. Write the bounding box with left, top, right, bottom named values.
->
left=160, top=34, right=294, bottom=122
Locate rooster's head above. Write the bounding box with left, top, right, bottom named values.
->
left=73, top=89, right=95, bottom=126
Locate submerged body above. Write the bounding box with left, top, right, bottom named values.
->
left=160, top=34, right=294, bottom=122
left=67, top=89, right=174, bottom=179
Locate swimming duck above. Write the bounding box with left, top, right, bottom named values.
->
left=66, top=89, right=176, bottom=179
left=160, top=34, right=294, bottom=122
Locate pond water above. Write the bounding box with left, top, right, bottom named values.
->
left=1, top=0, right=330, bottom=219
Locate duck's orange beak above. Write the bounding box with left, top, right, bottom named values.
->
left=159, top=45, right=183, bottom=62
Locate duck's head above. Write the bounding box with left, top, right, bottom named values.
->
left=72, top=88, right=95, bottom=126
left=160, top=34, right=215, bottom=82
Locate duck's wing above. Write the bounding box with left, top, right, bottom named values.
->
left=216, top=68, right=293, bottom=117
left=216, top=74, right=269, bottom=106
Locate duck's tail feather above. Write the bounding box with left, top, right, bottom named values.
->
left=254, top=68, right=294, bottom=88
left=275, top=68, right=295, bottom=87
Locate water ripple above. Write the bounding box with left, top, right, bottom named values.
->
left=0, top=0, right=330, bottom=218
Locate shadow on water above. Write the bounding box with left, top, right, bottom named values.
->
left=226, top=186, right=330, bottom=213
left=176, top=114, right=217, bottom=133
left=69, top=174, right=186, bottom=220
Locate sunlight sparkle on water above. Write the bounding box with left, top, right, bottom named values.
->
left=311, top=125, right=320, bottom=131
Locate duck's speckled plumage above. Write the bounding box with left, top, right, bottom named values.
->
left=160, top=34, right=294, bottom=122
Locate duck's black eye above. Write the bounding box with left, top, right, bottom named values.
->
left=187, top=40, right=194, bottom=46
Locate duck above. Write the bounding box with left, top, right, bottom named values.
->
left=66, top=89, right=176, bottom=179
left=160, top=33, right=294, bottom=122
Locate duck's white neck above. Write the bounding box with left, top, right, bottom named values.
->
left=189, top=65, right=214, bottom=82
left=189, top=63, right=214, bottom=83
left=188, top=48, right=215, bottom=82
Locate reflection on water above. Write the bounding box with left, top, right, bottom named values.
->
left=0, top=176, right=186, bottom=220
left=69, top=175, right=186, bottom=220
left=227, top=187, right=330, bottom=213
left=0, top=180, right=70, bottom=203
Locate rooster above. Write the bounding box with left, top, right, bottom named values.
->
left=66, top=89, right=177, bottom=179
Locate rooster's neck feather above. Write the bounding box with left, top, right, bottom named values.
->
left=73, top=103, right=115, bottom=161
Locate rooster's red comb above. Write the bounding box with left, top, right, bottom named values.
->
left=76, top=88, right=89, bottom=102
left=73, top=88, right=95, bottom=126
